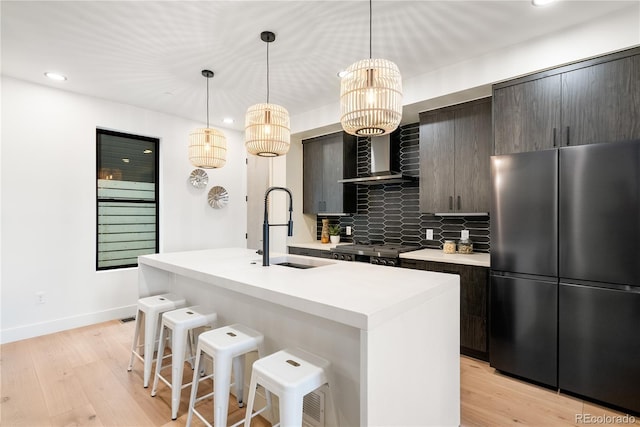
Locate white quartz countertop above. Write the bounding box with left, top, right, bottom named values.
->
left=400, top=248, right=490, bottom=267
left=139, top=248, right=458, bottom=330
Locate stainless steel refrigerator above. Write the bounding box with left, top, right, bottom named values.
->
left=490, top=140, right=640, bottom=414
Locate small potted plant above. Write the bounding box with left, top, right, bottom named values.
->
left=328, top=224, right=342, bottom=244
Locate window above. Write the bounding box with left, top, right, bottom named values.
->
left=96, top=129, right=159, bottom=270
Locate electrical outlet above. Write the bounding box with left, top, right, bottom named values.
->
left=36, top=291, right=46, bottom=304
left=346, top=226, right=352, bottom=236
left=426, top=229, right=434, bottom=240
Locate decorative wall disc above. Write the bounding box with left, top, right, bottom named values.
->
left=189, top=168, right=209, bottom=189
left=208, top=186, right=229, bottom=209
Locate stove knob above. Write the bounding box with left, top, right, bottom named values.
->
left=346, top=255, right=353, bottom=261
left=387, top=259, right=396, bottom=267
left=371, top=258, right=379, bottom=265
left=332, top=253, right=339, bottom=260
left=340, top=255, right=346, bottom=260
left=380, top=259, right=388, bottom=266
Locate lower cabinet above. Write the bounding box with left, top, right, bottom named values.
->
left=400, top=259, right=489, bottom=361
left=287, top=246, right=333, bottom=259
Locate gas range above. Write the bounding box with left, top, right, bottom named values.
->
left=329, top=242, right=419, bottom=267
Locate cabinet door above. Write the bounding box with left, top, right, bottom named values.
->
left=562, top=54, right=640, bottom=146
left=493, top=75, right=562, bottom=155
left=303, top=139, right=324, bottom=214
left=423, top=261, right=489, bottom=359
left=454, top=99, right=492, bottom=213
left=322, top=134, right=345, bottom=213
left=419, top=110, right=455, bottom=213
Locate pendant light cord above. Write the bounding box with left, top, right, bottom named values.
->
left=206, top=76, right=210, bottom=128
left=266, top=40, right=270, bottom=104
left=369, top=0, right=372, bottom=59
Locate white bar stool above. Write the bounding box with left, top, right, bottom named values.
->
left=243, top=348, right=334, bottom=427
left=151, top=306, right=218, bottom=420
left=186, top=324, right=271, bottom=427
left=127, top=293, right=186, bottom=388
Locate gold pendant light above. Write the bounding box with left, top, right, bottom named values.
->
left=245, top=31, right=291, bottom=157
left=340, top=0, right=402, bottom=136
left=189, top=70, right=227, bottom=168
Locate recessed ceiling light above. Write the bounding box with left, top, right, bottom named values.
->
left=531, top=0, right=556, bottom=7
left=44, top=72, right=67, bottom=81
left=223, top=117, right=234, bottom=124
left=143, top=149, right=153, bottom=154
left=122, top=158, right=130, bottom=163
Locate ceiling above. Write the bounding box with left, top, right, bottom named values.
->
left=2, top=1, right=637, bottom=134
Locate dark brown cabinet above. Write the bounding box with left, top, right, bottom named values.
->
left=400, top=258, right=489, bottom=360
left=419, top=98, right=491, bottom=214
left=303, top=132, right=357, bottom=214
left=494, top=47, right=640, bottom=155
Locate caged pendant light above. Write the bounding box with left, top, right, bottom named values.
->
left=340, top=0, right=402, bottom=136
left=189, top=69, right=227, bottom=168
left=245, top=31, right=291, bottom=157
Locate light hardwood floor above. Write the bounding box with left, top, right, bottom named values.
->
left=1, top=320, right=637, bottom=426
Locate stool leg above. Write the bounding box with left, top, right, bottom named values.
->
left=213, top=354, right=233, bottom=427
left=232, top=354, right=246, bottom=407
left=127, top=310, right=142, bottom=371
left=186, top=345, right=203, bottom=427
left=150, top=324, right=167, bottom=397
left=242, top=373, right=259, bottom=427
left=143, top=311, right=159, bottom=388
left=279, top=391, right=304, bottom=427
left=170, top=324, right=188, bottom=420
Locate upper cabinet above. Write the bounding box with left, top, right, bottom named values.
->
left=302, top=131, right=357, bottom=214
left=494, top=47, right=640, bottom=155
left=419, top=98, right=492, bottom=214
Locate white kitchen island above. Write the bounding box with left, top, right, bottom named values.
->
left=138, top=248, right=460, bottom=427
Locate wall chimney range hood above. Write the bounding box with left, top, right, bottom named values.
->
left=338, top=134, right=417, bottom=185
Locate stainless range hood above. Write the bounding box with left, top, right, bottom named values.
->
left=338, top=134, right=417, bottom=185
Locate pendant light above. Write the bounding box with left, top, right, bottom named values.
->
left=189, top=69, right=227, bottom=168
left=245, top=31, right=291, bottom=157
left=340, top=0, right=402, bottom=136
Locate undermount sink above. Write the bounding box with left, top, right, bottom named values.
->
left=262, top=256, right=335, bottom=269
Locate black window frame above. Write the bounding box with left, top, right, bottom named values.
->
left=96, top=128, right=160, bottom=271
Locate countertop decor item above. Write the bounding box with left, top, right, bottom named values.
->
left=329, top=224, right=342, bottom=244
left=443, top=240, right=456, bottom=254
left=245, top=31, right=290, bottom=157
left=457, top=230, right=473, bottom=254
left=321, top=218, right=330, bottom=243
left=207, top=186, right=228, bottom=209
left=189, top=69, right=227, bottom=169
left=339, top=0, right=402, bottom=136
left=189, top=168, right=208, bottom=189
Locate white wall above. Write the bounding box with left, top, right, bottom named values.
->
left=0, top=77, right=247, bottom=343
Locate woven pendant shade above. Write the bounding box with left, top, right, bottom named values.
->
left=245, top=103, right=290, bottom=157
left=188, top=69, right=226, bottom=169
left=188, top=127, right=227, bottom=168
left=340, top=58, right=403, bottom=136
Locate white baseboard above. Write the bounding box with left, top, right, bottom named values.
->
left=0, top=304, right=137, bottom=344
